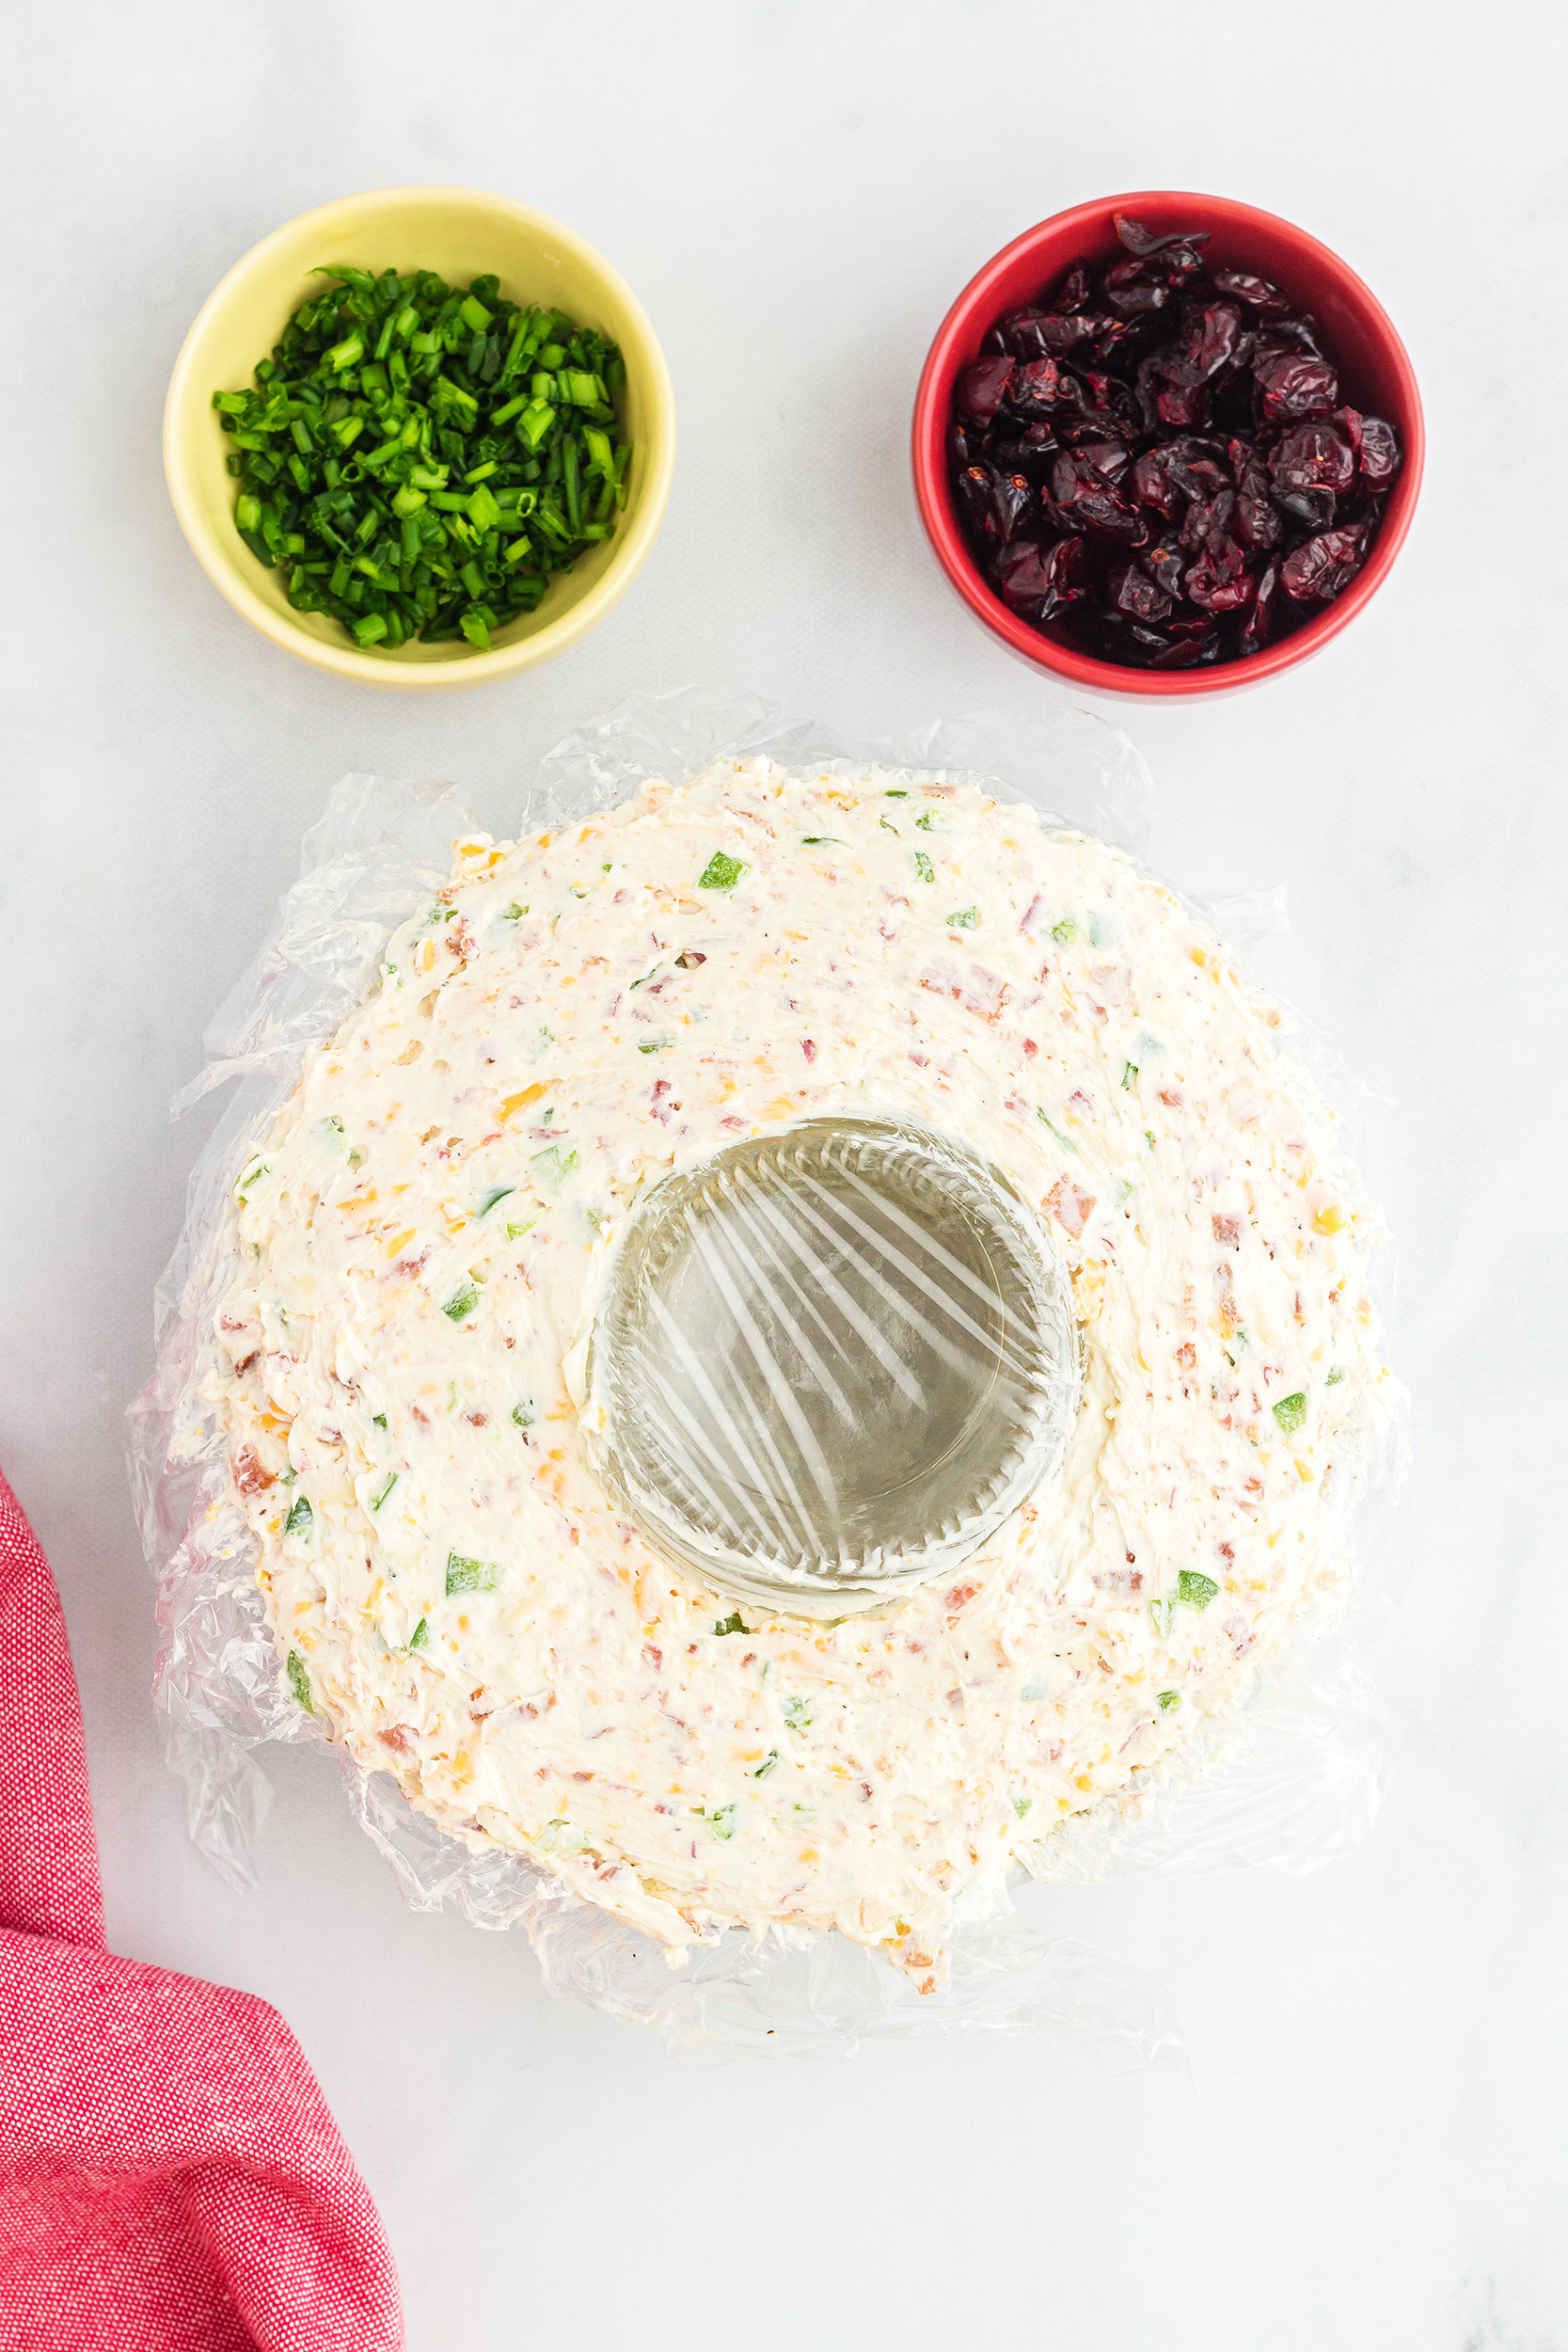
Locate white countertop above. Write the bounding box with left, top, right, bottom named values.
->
left=4, top=3, right=1565, bottom=2344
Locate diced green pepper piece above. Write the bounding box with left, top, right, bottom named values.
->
left=697, top=850, right=747, bottom=891
left=1273, top=1391, right=1308, bottom=1435
left=446, top=1551, right=504, bottom=1597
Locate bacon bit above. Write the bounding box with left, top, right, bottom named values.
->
left=393, top=1250, right=429, bottom=1278
left=675, top=949, right=705, bottom=969
left=445, top=921, right=478, bottom=961
left=1224, top=1614, right=1258, bottom=1659
left=411, top=1405, right=431, bottom=1428
left=218, top=1313, right=251, bottom=1335
left=800, top=1038, right=816, bottom=1061
left=572, top=1770, right=594, bottom=1782
left=943, top=1580, right=981, bottom=1613
left=231, top=1445, right=274, bottom=1496
left=1176, top=1341, right=1196, bottom=1370
left=919, top=956, right=1008, bottom=1024
left=1020, top=892, right=1043, bottom=931
left=1219, top=1541, right=1236, bottom=1565
left=500, top=1083, right=547, bottom=1122
left=1022, top=1037, right=1037, bottom=1057
left=378, top=1725, right=416, bottom=1756
left=650, top=1078, right=675, bottom=1124
left=464, top=1409, right=489, bottom=1427
left=1068, top=1089, right=1094, bottom=1117
left=946, top=1688, right=962, bottom=1707
left=1214, top=1261, right=1239, bottom=1338
left=1212, top=1214, right=1241, bottom=1248
left=232, top=1350, right=260, bottom=1377
left=1293, top=1290, right=1306, bottom=1322
left=720, top=1115, right=746, bottom=1130
left=1159, top=1088, right=1183, bottom=1108
left=1092, top=1566, right=1144, bottom=1595
left=1046, top=1176, right=1097, bottom=1236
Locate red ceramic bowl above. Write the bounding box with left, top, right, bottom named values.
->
left=911, top=191, right=1424, bottom=697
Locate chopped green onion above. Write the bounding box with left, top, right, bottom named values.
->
left=408, top=1617, right=429, bottom=1651
left=714, top=1612, right=748, bottom=1636
left=1273, top=1391, right=1308, bottom=1435
left=214, top=265, right=630, bottom=654
left=1122, top=1062, right=1138, bottom=1089
left=1157, top=1689, right=1182, bottom=1711
left=697, top=850, right=747, bottom=891
left=442, top=1279, right=482, bottom=1322
left=1148, top=1597, right=1176, bottom=1637
left=945, top=906, right=978, bottom=930
left=1052, top=917, right=1079, bottom=945
left=913, top=851, right=935, bottom=883
left=1177, top=1569, right=1219, bottom=1610
left=283, top=1495, right=313, bottom=1541
left=286, top=1651, right=314, bottom=1711
left=754, top=1751, right=780, bottom=1778
left=371, top=1472, right=398, bottom=1511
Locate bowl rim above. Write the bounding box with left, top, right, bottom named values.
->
left=911, top=188, right=1425, bottom=698
left=163, top=183, right=675, bottom=691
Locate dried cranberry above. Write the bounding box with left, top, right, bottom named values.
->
left=1179, top=488, right=1236, bottom=553
left=1114, top=214, right=1211, bottom=262
left=1281, top=522, right=1369, bottom=601
left=1150, top=626, right=1221, bottom=668
left=1108, top=558, right=1173, bottom=623
left=1103, top=259, right=1172, bottom=320
left=1002, top=308, right=1106, bottom=359
left=1236, top=559, right=1281, bottom=655
left=1009, top=356, right=1070, bottom=417
left=957, top=462, right=1035, bottom=545
left=1254, top=351, right=1339, bottom=422
left=1131, top=447, right=1181, bottom=518
left=1212, top=267, right=1291, bottom=316
left=1192, top=300, right=1245, bottom=377
left=956, top=356, right=1015, bottom=423
left=1232, top=456, right=1283, bottom=550
left=1141, top=534, right=1187, bottom=598
left=1055, top=262, right=1092, bottom=313
left=1050, top=449, right=1147, bottom=542
left=1357, top=415, right=1401, bottom=490
left=1185, top=537, right=1254, bottom=612
left=1269, top=422, right=1356, bottom=530
left=993, top=534, right=1088, bottom=617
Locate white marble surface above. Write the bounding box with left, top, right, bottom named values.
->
left=4, top=3, right=1566, bottom=2344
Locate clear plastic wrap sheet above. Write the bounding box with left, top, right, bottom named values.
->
left=126, top=687, right=1407, bottom=2062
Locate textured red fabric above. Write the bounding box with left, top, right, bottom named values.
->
left=0, top=1467, right=403, bottom=2351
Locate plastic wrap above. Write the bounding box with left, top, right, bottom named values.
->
left=127, top=688, right=1406, bottom=2060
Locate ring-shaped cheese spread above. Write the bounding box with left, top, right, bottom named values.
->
left=210, top=759, right=1390, bottom=1983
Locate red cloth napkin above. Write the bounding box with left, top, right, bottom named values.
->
left=0, top=1468, right=404, bottom=2351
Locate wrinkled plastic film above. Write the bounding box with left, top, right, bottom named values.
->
left=127, top=687, right=1405, bottom=2054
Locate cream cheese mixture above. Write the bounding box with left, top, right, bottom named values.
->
left=208, top=760, right=1393, bottom=1985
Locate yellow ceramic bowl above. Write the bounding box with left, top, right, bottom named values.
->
left=164, top=186, right=674, bottom=690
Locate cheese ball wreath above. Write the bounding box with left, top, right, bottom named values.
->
left=210, top=759, right=1391, bottom=1985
